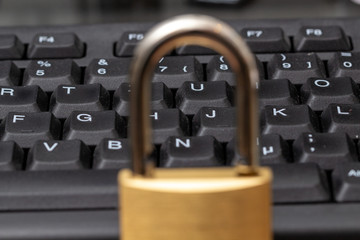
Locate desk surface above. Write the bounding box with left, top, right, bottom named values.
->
left=0, top=0, right=360, bottom=26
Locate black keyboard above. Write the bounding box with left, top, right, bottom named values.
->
left=1, top=18, right=360, bottom=240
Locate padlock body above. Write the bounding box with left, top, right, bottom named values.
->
left=120, top=167, right=272, bottom=240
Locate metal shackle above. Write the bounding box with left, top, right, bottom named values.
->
left=130, top=14, right=260, bottom=176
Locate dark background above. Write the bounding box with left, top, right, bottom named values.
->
left=1, top=0, right=360, bottom=26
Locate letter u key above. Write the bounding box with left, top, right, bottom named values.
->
left=119, top=15, right=273, bottom=240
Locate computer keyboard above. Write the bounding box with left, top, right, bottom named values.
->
left=0, top=18, right=360, bottom=240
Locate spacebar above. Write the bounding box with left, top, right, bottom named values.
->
left=0, top=170, right=118, bottom=211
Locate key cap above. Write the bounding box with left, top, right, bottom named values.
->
left=0, top=35, right=24, bottom=59
left=0, top=112, right=61, bottom=149
left=63, top=111, right=125, bottom=146
left=270, top=163, right=330, bottom=203
left=227, top=134, right=290, bottom=165
left=0, top=61, right=21, bottom=86
left=259, top=79, right=299, bottom=109
left=267, top=53, right=326, bottom=85
left=84, top=58, right=131, bottom=91
left=294, top=26, right=350, bottom=52
left=328, top=52, right=360, bottom=84
left=113, top=82, right=173, bottom=117
left=27, top=140, right=91, bottom=170
left=301, top=77, right=359, bottom=111
left=115, top=31, right=145, bottom=57
left=206, top=55, right=264, bottom=86
left=50, top=84, right=110, bottom=119
left=0, top=86, right=48, bottom=119
left=261, top=105, right=320, bottom=140
left=321, top=103, right=360, bottom=139
left=93, top=138, right=131, bottom=169
left=160, top=136, right=224, bottom=168
left=176, top=45, right=215, bottom=55
left=27, top=33, right=84, bottom=59
left=23, top=59, right=81, bottom=92
left=193, top=107, right=236, bottom=143
left=240, top=28, right=291, bottom=53
left=333, top=163, right=360, bottom=202
left=151, top=109, right=189, bottom=145
left=153, top=56, right=203, bottom=89
left=293, top=132, right=357, bottom=170
left=0, top=141, right=24, bottom=171
left=176, top=81, right=233, bottom=115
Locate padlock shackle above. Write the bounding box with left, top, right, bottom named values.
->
left=130, top=15, right=260, bottom=176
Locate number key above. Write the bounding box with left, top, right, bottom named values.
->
left=328, top=52, right=360, bottom=84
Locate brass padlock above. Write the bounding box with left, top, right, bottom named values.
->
left=119, top=14, right=272, bottom=240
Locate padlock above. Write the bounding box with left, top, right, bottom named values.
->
left=119, top=14, right=272, bottom=240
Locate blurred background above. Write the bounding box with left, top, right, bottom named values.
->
left=0, top=0, right=360, bottom=26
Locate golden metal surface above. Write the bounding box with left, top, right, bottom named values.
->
left=120, top=14, right=273, bottom=240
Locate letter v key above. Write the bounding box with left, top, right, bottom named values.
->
left=43, top=142, right=58, bottom=152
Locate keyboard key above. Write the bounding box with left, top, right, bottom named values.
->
left=63, top=111, right=125, bottom=146
left=321, top=104, right=360, bottom=139
left=293, top=133, right=357, bottom=170
left=328, top=52, right=360, bottom=84
left=0, top=112, right=61, bottom=148
left=27, top=33, right=84, bottom=59
left=0, top=61, right=21, bottom=86
left=294, top=26, right=350, bottom=52
left=240, top=28, right=291, bottom=53
left=151, top=109, right=189, bottom=145
left=93, top=138, right=131, bottom=169
left=333, top=163, right=360, bottom=202
left=206, top=55, right=264, bottom=86
left=84, top=58, right=131, bottom=91
left=227, top=134, right=290, bottom=165
left=259, top=79, right=299, bottom=109
left=0, top=86, right=48, bottom=119
left=261, top=105, right=320, bottom=140
left=153, top=56, right=203, bottom=89
left=0, top=35, right=24, bottom=59
left=27, top=140, right=91, bottom=170
left=270, top=163, right=330, bottom=203
left=115, top=31, right=145, bottom=57
left=301, top=77, right=359, bottom=111
left=176, top=46, right=215, bottom=55
left=23, top=60, right=81, bottom=92
left=267, top=53, right=326, bottom=84
left=176, top=81, right=233, bottom=115
left=50, top=84, right=110, bottom=119
left=193, top=107, right=236, bottom=143
left=160, top=136, right=224, bottom=168
left=0, top=141, right=24, bottom=171
left=113, top=82, right=173, bottom=117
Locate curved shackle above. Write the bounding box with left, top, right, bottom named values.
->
left=130, top=15, right=260, bottom=177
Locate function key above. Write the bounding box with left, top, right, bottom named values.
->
left=267, top=53, right=326, bottom=85
left=294, top=26, right=351, bottom=52
left=206, top=55, right=264, bottom=86
left=153, top=56, right=203, bottom=89
left=293, top=132, right=357, bottom=170
left=84, top=58, right=131, bottom=91
left=321, top=104, right=360, bottom=139
left=328, top=52, right=360, bottom=83
left=176, top=81, right=233, bottom=115
left=160, top=136, right=224, bottom=168
left=27, top=33, right=84, bottom=59
left=0, top=61, right=21, bottom=86
left=0, top=35, right=24, bottom=59
left=115, top=31, right=145, bottom=57
left=261, top=105, right=320, bottom=140
left=23, top=60, right=81, bottom=92
left=0, top=86, right=48, bottom=119
left=50, top=84, right=110, bottom=119
left=27, top=140, right=91, bottom=171
left=240, top=28, right=291, bottom=53
left=301, top=77, right=359, bottom=111
left=0, top=112, right=61, bottom=149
